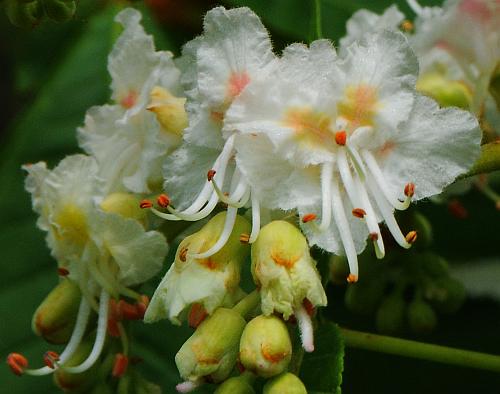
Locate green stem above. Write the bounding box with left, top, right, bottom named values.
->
left=340, top=328, right=500, bottom=373
left=460, top=142, right=500, bottom=179
left=313, top=0, right=323, bottom=40
left=233, top=290, right=260, bottom=319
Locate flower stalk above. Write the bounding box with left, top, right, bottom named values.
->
left=460, top=142, right=500, bottom=179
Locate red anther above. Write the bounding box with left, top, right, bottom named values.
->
left=179, top=246, right=188, bottom=262
left=239, top=233, right=250, bottom=244
left=57, top=267, right=70, bottom=276
left=119, top=300, right=142, bottom=320
left=303, top=298, right=315, bottom=317
left=139, top=199, right=153, bottom=209
left=43, top=351, right=60, bottom=369
left=369, top=232, right=379, bottom=241
left=112, top=353, right=129, bottom=378
left=302, top=213, right=317, bottom=223
left=347, top=274, right=358, bottom=283
left=448, top=199, right=468, bottom=219
left=335, top=130, right=347, bottom=146
left=352, top=208, right=367, bottom=218
left=7, top=353, right=28, bottom=376
left=207, top=169, right=216, bottom=181
left=405, top=230, right=418, bottom=244
left=188, top=303, right=208, bottom=328
left=404, top=183, right=415, bottom=198
left=107, top=312, right=121, bottom=338
left=157, top=194, right=170, bottom=208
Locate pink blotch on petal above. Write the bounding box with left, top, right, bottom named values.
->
left=458, top=0, right=493, bottom=22
left=227, top=71, right=251, bottom=98
left=120, top=91, right=138, bottom=109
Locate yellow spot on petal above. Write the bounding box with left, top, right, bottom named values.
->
left=337, top=84, right=380, bottom=128
left=52, top=204, right=88, bottom=245
left=283, top=107, right=335, bottom=148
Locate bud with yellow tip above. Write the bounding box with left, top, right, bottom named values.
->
left=148, top=86, right=188, bottom=137
left=416, top=72, right=473, bottom=110
left=100, top=192, right=146, bottom=223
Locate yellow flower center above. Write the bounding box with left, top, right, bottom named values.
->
left=52, top=204, right=88, bottom=245
left=337, top=84, right=379, bottom=128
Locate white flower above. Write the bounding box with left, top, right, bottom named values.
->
left=148, top=7, right=277, bottom=258
left=78, top=8, right=185, bottom=194
left=225, top=32, right=481, bottom=281
left=22, top=154, right=168, bottom=377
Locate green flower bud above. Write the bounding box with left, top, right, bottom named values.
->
left=175, top=308, right=246, bottom=383
left=375, top=293, right=406, bottom=335
left=145, top=212, right=250, bottom=324
left=263, top=372, right=307, bottom=394
left=417, top=72, right=473, bottom=110
left=32, top=278, right=81, bottom=344
left=101, top=193, right=146, bottom=223
left=420, top=253, right=450, bottom=279
left=44, top=0, right=76, bottom=22
left=329, top=255, right=350, bottom=285
left=251, top=221, right=326, bottom=319
left=426, top=277, right=466, bottom=314
left=411, top=212, right=433, bottom=249
left=214, top=374, right=255, bottom=394
left=5, top=0, right=44, bottom=28
left=53, top=332, right=101, bottom=392
left=408, top=299, right=438, bottom=335
left=345, top=279, right=386, bottom=316
left=239, top=315, right=292, bottom=378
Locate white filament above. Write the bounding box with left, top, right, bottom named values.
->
left=248, top=191, right=261, bottom=243
left=176, top=380, right=202, bottom=393
left=295, top=305, right=315, bottom=353
left=319, top=161, right=334, bottom=231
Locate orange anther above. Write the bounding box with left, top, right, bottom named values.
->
left=369, top=232, right=379, bottom=241
left=207, top=169, right=216, bottom=181
left=57, top=267, right=70, bottom=276
left=352, top=208, right=367, bottom=218
left=119, top=300, right=141, bottom=320
left=303, top=298, right=315, bottom=317
left=239, top=233, right=250, bottom=244
left=112, top=353, right=129, bottom=378
left=401, top=20, right=414, bottom=32
left=404, top=183, right=415, bottom=198
left=139, top=199, right=153, bottom=209
left=302, top=213, right=317, bottom=223
left=43, top=351, right=60, bottom=369
left=448, top=199, right=468, bottom=219
left=7, top=353, right=28, bottom=376
left=188, top=303, right=208, bottom=328
left=335, top=130, right=347, bottom=146
left=405, top=230, right=418, bottom=244
left=179, top=246, right=188, bottom=262
left=347, top=274, right=358, bottom=283
left=157, top=194, right=170, bottom=208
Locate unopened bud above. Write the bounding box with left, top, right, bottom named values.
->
left=426, top=277, right=466, bottom=314
left=239, top=315, right=292, bottom=378
left=375, top=293, right=406, bottom=335
left=329, top=255, right=350, bottom=285
left=408, top=299, right=437, bottom=335
left=44, top=0, right=76, bottom=22
left=5, top=0, right=43, bottom=28
left=148, top=86, right=188, bottom=137
left=417, top=72, right=472, bottom=110
left=263, top=372, right=307, bottom=394
left=214, top=374, right=255, bottom=394
left=419, top=252, right=449, bottom=278
left=251, top=221, right=327, bottom=319
left=101, top=193, right=146, bottom=223
left=32, top=279, right=81, bottom=344
left=345, top=280, right=387, bottom=316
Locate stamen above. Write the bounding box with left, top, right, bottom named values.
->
left=207, top=169, right=216, bottom=181
left=139, top=199, right=153, bottom=209
left=302, top=213, right=317, bottom=223
left=335, top=130, right=347, bottom=146
left=345, top=145, right=367, bottom=181
left=176, top=380, right=202, bottom=393
left=369, top=232, right=379, bottom=241
left=211, top=176, right=250, bottom=208
left=112, top=353, right=129, bottom=378
left=43, top=351, right=60, bottom=369
left=164, top=192, right=220, bottom=221
left=331, top=178, right=359, bottom=278
left=7, top=353, right=28, bottom=376
left=240, top=233, right=250, bottom=244
left=189, top=206, right=238, bottom=259
left=347, top=273, right=358, bottom=283
left=63, top=290, right=109, bottom=374
left=337, top=148, right=361, bottom=206
left=404, top=183, right=415, bottom=198
left=405, top=231, right=418, bottom=244
left=157, top=194, right=170, bottom=208
left=248, top=192, right=261, bottom=243
left=319, top=162, right=334, bottom=231
left=179, top=246, right=188, bottom=262
left=401, top=20, right=414, bottom=32
left=295, top=305, right=315, bottom=353
left=361, top=150, right=410, bottom=210
left=57, top=267, right=70, bottom=276
left=352, top=208, right=367, bottom=218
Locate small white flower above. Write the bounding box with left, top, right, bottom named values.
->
left=225, top=32, right=481, bottom=281
left=78, top=8, right=184, bottom=194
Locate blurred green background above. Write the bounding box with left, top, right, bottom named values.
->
left=1, top=0, right=499, bottom=393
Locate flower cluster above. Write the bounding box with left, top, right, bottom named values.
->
left=7, top=2, right=491, bottom=392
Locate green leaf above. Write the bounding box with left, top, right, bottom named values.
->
left=300, top=322, right=345, bottom=394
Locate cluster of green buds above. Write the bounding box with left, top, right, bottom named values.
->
left=146, top=215, right=323, bottom=392
left=334, top=211, right=466, bottom=335
left=5, top=0, right=76, bottom=28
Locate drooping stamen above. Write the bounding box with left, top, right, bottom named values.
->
left=352, top=208, right=367, bottom=218
left=207, top=169, right=216, bottom=181
left=347, top=273, right=358, bottom=283
left=331, top=178, right=359, bottom=278
left=295, top=304, right=315, bottom=353
left=345, top=144, right=367, bottom=181
left=319, top=162, right=334, bottom=231
left=407, top=0, right=424, bottom=15
left=365, top=176, right=412, bottom=249
left=189, top=206, right=238, bottom=259
left=302, top=213, right=317, bottom=223
left=176, top=380, right=202, bottom=393
left=335, top=130, right=347, bottom=146
left=248, top=191, right=261, bottom=243
left=63, top=290, right=109, bottom=374
left=361, top=149, right=411, bottom=210
left=139, top=199, right=153, bottom=209
left=43, top=351, right=60, bottom=369
left=157, top=194, right=170, bottom=208
left=162, top=191, right=220, bottom=221
left=112, top=353, right=129, bottom=378
left=211, top=175, right=250, bottom=208
left=405, top=230, right=418, bottom=244
left=337, top=148, right=361, bottom=206
left=7, top=353, right=28, bottom=376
